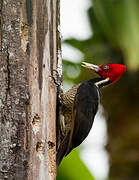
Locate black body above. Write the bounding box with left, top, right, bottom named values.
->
left=66, top=78, right=100, bottom=155
left=57, top=78, right=102, bottom=166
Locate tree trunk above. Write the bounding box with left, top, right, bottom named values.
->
left=0, top=0, right=60, bottom=179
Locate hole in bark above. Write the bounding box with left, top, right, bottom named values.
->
left=32, top=114, right=40, bottom=125
left=26, top=43, right=30, bottom=55
left=36, top=141, right=43, bottom=152
left=48, top=141, right=55, bottom=149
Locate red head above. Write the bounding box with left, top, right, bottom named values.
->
left=82, top=62, right=126, bottom=83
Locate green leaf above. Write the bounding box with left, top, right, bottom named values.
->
left=57, top=149, right=95, bottom=180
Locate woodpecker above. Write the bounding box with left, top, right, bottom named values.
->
left=57, top=62, right=126, bottom=167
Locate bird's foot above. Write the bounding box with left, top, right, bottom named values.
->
left=49, top=69, right=62, bottom=87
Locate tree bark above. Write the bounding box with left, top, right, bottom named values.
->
left=0, top=0, right=60, bottom=179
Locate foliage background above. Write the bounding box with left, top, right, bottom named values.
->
left=57, top=0, right=139, bottom=180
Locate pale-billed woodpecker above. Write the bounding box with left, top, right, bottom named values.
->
left=57, top=62, right=126, bottom=167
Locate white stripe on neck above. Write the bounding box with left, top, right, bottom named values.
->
left=95, top=78, right=110, bottom=87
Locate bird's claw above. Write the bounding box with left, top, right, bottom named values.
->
left=50, top=75, right=61, bottom=87
left=50, top=69, right=62, bottom=87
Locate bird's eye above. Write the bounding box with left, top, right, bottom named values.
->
left=102, top=65, right=109, bottom=70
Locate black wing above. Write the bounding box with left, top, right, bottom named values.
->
left=66, top=80, right=99, bottom=154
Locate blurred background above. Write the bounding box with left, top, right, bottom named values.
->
left=57, top=0, right=139, bottom=180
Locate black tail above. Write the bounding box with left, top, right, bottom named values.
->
left=56, top=132, right=70, bottom=167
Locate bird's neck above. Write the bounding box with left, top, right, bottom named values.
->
left=95, top=78, right=110, bottom=88
left=89, top=78, right=110, bottom=88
